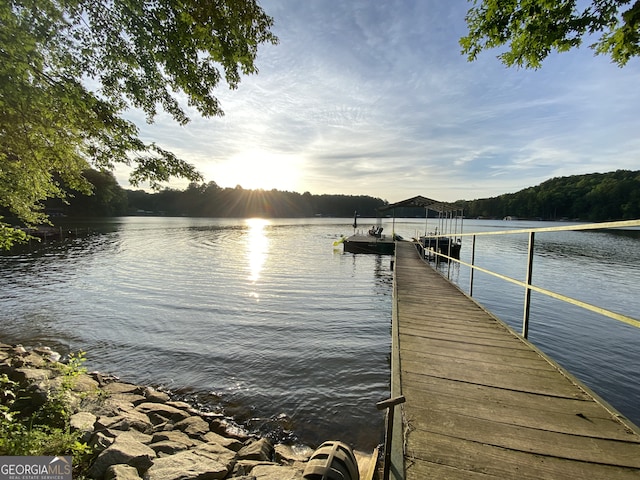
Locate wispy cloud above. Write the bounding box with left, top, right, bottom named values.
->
left=116, top=0, right=640, bottom=202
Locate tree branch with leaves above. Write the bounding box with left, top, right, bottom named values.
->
left=461, top=0, right=640, bottom=68
left=0, top=0, right=277, bottom=248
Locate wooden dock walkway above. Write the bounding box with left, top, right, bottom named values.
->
left=389, top=241, right=640, bottom=479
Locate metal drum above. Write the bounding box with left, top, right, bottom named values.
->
left=302, top=441, right=359, bottom=480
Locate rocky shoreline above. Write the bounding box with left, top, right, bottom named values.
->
left=0, top=343, right=338, bottom=480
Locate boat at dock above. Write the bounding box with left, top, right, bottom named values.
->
left=341, top=211, right=397, bottom=255
left=343, top=232, right=396, bottom=255
left=417, top=235, right=462, bottom=260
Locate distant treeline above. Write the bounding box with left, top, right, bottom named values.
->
left=455, top=170, right=640, bottom=221
left=41, top=169, right=640, bottom=222
left=46, top=173, right=386, bottom=218
left=127, top=183, right=386, bottom=217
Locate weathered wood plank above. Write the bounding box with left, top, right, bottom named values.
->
left=402, top=345, right=565, bottom=378
left=401, top=356, right=586, bottom=398
left=399, top=335, right=547, bottom=366
left=399, top=327, right=542, bottom=355
left=392, top=241, right=640, bottom=480
left=401, top=372, right=639, bottom=438
left=407, top=410, right=640, bottom=467
left=406, top=433, right=640, bottom=480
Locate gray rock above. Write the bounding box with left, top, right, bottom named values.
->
left=148, top=440, right=190, bottom=455
left=12, top=344, right=27, bottom=355
left=12, top=381, right=50, bottom=415
left=151, top=430, right=199, bottom=448
left=238, top=438, right=273, bottom=462
left=83, top=394, right=137, bottom=418
left=105, top=464, right=143, bottom=480
left=95, top=410, right=154, bottom=435
left=103, top=382, right=143, bottom=395
left=144, top=442, right=237, bottom=480
left=0, top=346, right=309, bottom=479
left=197, top=441, right=238, bottom=464
left=119, top=410, right=155, bottom=434
left=113, top=429, right=153, bottom=445
left=0, top=347, right=11, bottom=362
left=95, top=415, right=124, bottom=431
left=90, top=431, right=116, bottom=453
left=232, top=461, right=274, bottom=477
left=70, top=411, right=97, bottom=442
left=274, top=444, right=314, bottom=464
left=173, top=415, right=210, bottom=437
left=72, top=373, right=100, bottom=393
left=143, top=387, right=170, bottom=404
left=128, top=394, right=149, bottom=406
left=110, top=394, right=146, bottom=410
left=250, top=464, right=303, bottom=479
left=71, top=411, right=97, bottom=432
left=165, top=401, right=193, bottom=412
left=135, top=402, right=191, bottom=425
left=202, top=431, right=243, bottom=452
left=15, top=351, right=48, bottom=368
left=210, top=418, right=251, bottom=441
left=11, top=366, right=50, bottom=383
left=33, top=346, right=61, bottom=363
left=89, top=431, right=157, bottom=479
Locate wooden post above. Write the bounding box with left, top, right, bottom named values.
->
left=376, top=395, right=406, bottom=480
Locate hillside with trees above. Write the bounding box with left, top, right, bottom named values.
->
left=458, top=170, right=640, bottom=221
left=16, top=168, right=640, bottom=225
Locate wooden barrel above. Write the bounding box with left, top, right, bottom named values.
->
left=303, top=441, right=359, bottom=480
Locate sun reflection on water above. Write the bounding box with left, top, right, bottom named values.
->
left=246, top=218, right=270, bottom=286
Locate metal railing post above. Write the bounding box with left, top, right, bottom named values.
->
left=376, top=396, right=406, bottom=480
left=469, top=235, right=476, bottom=297
left=422, top=219, right=640, bottom=332
left=522, top=232, right=535, bottom=339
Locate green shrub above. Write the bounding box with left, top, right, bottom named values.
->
left=0, top=352, right=92, bottom=473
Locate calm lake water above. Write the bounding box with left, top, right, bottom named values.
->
left=1, top=217, right=639, bottom=450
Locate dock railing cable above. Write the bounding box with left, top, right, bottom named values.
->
left=418, top=219, right=640, bottom=338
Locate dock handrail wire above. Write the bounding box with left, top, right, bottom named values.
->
left=419, top=219, right=640, bottom=338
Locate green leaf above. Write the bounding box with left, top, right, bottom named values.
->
left=460, top=0, right=638, bottom=68
left=0, top=0, right=277, bottom=249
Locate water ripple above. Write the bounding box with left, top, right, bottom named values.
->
left=0, top=217, right=391, bottom=449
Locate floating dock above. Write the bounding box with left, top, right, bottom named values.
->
left=389, top=241, right=640, bottom=479
left=343, top=234, right=396, bottom=255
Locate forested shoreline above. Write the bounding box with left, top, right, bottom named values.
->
left=456, top=170, right=640, bottom=221
left=39, top=169, right=640, bottom=222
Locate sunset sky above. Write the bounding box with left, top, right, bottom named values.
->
left=117, top=0, right=640, bottom=203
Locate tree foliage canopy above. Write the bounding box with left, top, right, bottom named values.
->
left=461, top=0, right=640, bottom=68
left=0, top=0, right=277, bottom=247
left=458, top=170, right=640, bottom=221
left=125, top=184, right=387, bottom=218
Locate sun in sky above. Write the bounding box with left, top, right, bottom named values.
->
left=211, top=150, right=304, bottom=191
left=115, top=2, right=639, bottom=201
